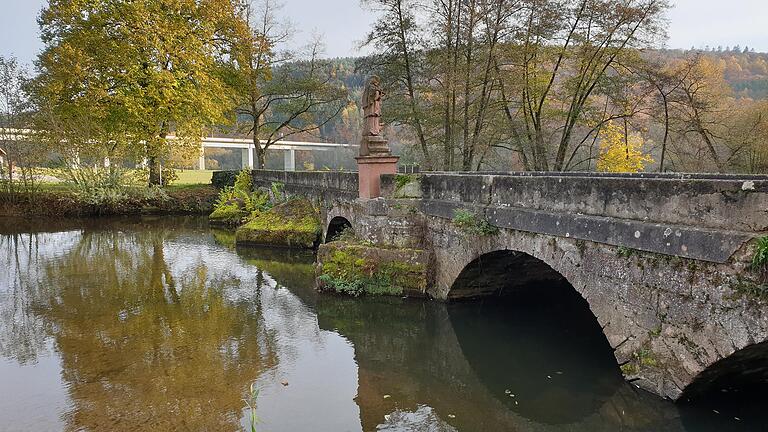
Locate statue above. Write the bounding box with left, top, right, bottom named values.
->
left=362, top=75, right=384, bottom=137
left=359, top=75, right=389, bottom=156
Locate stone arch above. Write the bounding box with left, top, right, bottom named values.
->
left=326, top=216, right=353, bottom=243
left=447, top=249, right=568, bottom=300
left=679, top=340, right=768, bottom=403
left=445, top=248, right=629, bottom=423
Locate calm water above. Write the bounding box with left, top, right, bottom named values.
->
left=0, top=216, right=761, bottom=431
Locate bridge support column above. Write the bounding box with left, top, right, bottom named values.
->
left=356, top=155, right=399, bottom=199
left=242, top=148, right=254, bottom=169
left=284, top=149, right=296, bottom=171
left=198, top=153, right=205, bottom=170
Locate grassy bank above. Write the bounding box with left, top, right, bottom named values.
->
left=0, top=183, right=218, bottom=217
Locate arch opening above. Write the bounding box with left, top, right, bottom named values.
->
left=447, top=250, right=568, bottom=300
left=326, top=216, right=353, bottom=243
left=678, top=341, right=768, bottom=430
left=447, top=250, right=627, bottom=424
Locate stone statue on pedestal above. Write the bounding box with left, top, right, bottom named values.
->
left=359, top=76, right=390, bottom=156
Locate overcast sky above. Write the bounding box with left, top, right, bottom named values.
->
left=1, top=0, right=767, bottom=68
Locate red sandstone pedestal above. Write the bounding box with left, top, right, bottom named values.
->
left=356, top=155, right=399, bottom=199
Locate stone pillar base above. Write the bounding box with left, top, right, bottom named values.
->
left=356, top=155, right=399, bottom=199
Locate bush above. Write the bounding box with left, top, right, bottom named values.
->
left=209, top=170, right=268, bottom=226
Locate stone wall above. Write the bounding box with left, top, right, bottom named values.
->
left=212, top=169, right=359, bottom=202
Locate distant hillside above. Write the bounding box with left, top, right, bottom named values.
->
left=653, top=49, right=768, bottom=99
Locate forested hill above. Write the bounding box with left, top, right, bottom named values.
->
left=330, top=50, right=768, bottom=102
left=655, top=49, right=768, bottom=99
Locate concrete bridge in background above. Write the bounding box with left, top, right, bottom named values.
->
left=219, top=169, right=768, bottom=402
left=0, top=128, right=356, bottom=171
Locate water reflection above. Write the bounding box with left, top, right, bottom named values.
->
left=0, top=217, right=764, bottom=431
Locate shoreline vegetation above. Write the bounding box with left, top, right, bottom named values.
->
left=0, top=169, right=218, bottom=217
left=0, top=184, right=218, bottom=217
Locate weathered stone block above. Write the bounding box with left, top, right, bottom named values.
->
left=316, top=242, right=428, bottom=297
left=235, top=198, right=321, bottom=249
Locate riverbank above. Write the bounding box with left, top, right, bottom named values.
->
left=0, top=184, right=218, bottom=217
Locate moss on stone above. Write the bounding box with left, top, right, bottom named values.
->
left=235, top=198, right=321, bottom=249
left=316, top=242, right=427, bottom=297
left=209, top=201, right=246, bottom=226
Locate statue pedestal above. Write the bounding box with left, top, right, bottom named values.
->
left=356, top=155, right=399, bottom=199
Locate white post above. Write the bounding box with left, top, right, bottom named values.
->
left=284, top=148, right=296, bottom=171
left=198, top=153, right=206, bottom=170
left=247, top=144, right=255, bottom=169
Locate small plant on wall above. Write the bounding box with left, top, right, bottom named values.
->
left=751, top=236, right=768, bottom=278
left=452, top=209, right=499, bottom=236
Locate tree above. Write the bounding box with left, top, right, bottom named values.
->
left=35, top=0, right=248, bottom=185
left=595, top=120, right=652, bottom=172
left=359, top=0, right=433, bottom=168
left=668, top=54, right=731, bottom=172
left=503, top=0, right=669, bottom=171
left=232, top=1, right=348, bottom=169
left=361, top=0, right=669, bottom=172
left=0, top=56, right=42, bottom=195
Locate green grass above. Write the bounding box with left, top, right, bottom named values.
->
left=174, top=170, right=214, bottom=185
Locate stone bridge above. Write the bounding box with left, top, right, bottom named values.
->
left=230, top=169, right=768, bottom=402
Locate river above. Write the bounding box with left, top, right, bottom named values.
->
left=0, top=216, right=761, bottom=431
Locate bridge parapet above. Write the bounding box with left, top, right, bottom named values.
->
left=381, top=172, right=768, bottom=263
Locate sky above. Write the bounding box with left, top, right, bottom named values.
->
left=1, top=0, right=767, bottom=68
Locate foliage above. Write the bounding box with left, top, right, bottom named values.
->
left=0, top=55, right=47, bottom=199
left=33, top=0, right=248, bottom=185
left=234, top=170, right=253, bottom=193
left=751, top=237, right=768, bottom=273
left=210, top=170, right=271, bottom=225
left=596, top=121, right=654, bottom=173
left=452, top=209, right=499, bottom=236
left=0, top=183, right=217, bottom=216
left=230, top=2, right=349, bottom=168
left=360, top=0, right=669, bottom=171
left=270, top=181, right=286, bottom=202
left=394, top=174, right=416, bottom=191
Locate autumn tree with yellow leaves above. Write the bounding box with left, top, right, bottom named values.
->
left=596, top=121, right=653, bottom=173
left=33, top=0, right=249, bottom=185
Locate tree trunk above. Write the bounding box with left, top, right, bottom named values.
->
left=147, top=156, right=161, bottom=186
left=254, top=142, right=266, bottom=170
left=659, top=90, right=670, bottom=172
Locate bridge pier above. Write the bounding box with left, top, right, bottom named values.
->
left=241, top=147, right=254, bottom=169
left=284, top=148, right=296, bottom=171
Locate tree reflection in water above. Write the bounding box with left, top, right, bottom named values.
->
left=2, top=219, right=279, bottom=431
